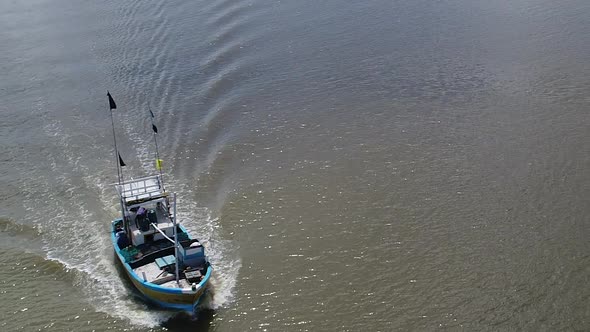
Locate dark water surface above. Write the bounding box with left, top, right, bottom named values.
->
left=1, top=0, right=589, bottom=330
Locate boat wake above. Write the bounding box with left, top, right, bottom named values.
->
left=16, top=108, right=240, bottom=328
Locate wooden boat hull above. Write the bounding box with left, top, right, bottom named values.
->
left=111, top=219, right=211, bottom=313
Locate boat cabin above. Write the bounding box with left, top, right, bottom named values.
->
left=126, top=199, right=174, bottom=246
left=115, top=175, right=175, bottom=246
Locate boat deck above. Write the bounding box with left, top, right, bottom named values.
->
left=124, top=235, right=205, bottom=290
left=134, top=261, right=176, bottom=285
left=131, top=251, right=202, bottom=289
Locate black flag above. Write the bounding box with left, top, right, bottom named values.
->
left=149, top=109, right=155, bottom=118
left=152, top=124, right=158, bottom=133
left=118, top=153, right=126, bottom=167
left=107, top=91, right=117, bottom=110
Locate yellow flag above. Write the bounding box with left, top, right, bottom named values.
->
left=156, top=159, right=163, bottom=170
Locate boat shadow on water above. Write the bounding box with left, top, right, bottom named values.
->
left=113, top=252, right=215, bottom=331
left=160, top=310, right=215, bottom=331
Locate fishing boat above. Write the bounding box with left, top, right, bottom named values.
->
left=106, top=92, right=212, bottom=313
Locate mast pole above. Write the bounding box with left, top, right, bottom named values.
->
left=149, top=106, right=165, bottom=191
left=108, top=91, right=127, bottom=236
left=119, top=151, right=125, bottom=185
left=173, top=193, right=180, bottom=284
left=110, top=107, right=122, bottom=184
left=108, top=91, right=122, bottom=185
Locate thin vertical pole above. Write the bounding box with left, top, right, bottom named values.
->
left=108, top=92, right=126, bottom=235
left=119, top=155, right=125, bottom=186
left=149, top=107, right=165, bottom=191
left=153, top=130, right=163, bottom=190
left=173, top=193, right=180, bottom=284
left=109, top=108, right=122, bottom=184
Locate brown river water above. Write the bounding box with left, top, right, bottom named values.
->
left=0, top=0, right=589, bottom=330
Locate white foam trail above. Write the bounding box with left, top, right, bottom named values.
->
left=173, top=198, right=242, bottom=310
left=23, top=120, right=170, bottom=327
left=17, top=117, right=173, bottom=328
